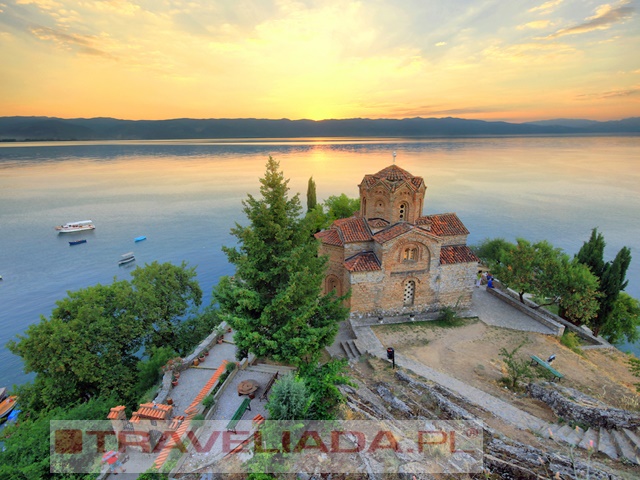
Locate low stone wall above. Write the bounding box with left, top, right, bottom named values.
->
left=486, top=286, right=565, bottom=336
left=528, top=382, right=640, bottom=429
left=153, top=322, right=229, bottom=405
left=490, top=284, right=616, bottom=348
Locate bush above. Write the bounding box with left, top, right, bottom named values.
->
left=560, top=331, right=583, bottom=355
left=202, top=394, right=215, bottom=410
left=225, top=361, right=237, bottom=373
left=499, top=341, right=536, bottom=391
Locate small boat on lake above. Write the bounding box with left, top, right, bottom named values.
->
left=134, top=236, right=147, bottom=243
left=118, top=252, right=135, bottom=265
left=69, top=239, right=87, bottom=246
left=0, top=388, right=17, bottom=419
left=55, top=220, right=95, bottom=233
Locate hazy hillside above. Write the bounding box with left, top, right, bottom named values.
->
left=0, top=116, right=638, bottom=141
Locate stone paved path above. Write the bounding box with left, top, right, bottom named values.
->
left=470, top=285, right=556, bottom=334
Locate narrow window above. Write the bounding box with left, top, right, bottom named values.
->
left=399, top=202, right=408, bottom=221
left=327, top=276, right=340, bottom=295
left=403, top=247, right=417, bottom=262
left=404, top=280, right=415, bottom=306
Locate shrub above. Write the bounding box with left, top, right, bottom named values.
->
left=225, top=361, right=237, bottom=374
left=560, top=331, right=583, bottom=355
left=202, top=394, right=215, bottom=410
left=499, top=341, right=536, bottom=391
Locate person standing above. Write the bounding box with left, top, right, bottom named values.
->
left=476, top=271, right=482, bottom=288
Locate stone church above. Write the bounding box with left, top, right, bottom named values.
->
left=315, top=164, right=478, bottom=317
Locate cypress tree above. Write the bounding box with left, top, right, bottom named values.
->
left=214, top=157, right=348, bottom=365
left=575, top=228, right=606, bottom=277
left=306, top=176, right=317, bottom=212
left=575, top=229, right=633, bottom=338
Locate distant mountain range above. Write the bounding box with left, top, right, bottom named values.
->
left=0, top=116, right=638, bottom=141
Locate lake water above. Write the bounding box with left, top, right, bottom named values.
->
left=1, top=136, right=639, bottom=388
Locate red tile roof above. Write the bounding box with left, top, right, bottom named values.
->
left=131, top=402, right=173, bottom=422
left=344, top=252, right=381, bottom=272
left=107, top=405, right=126, bottom=420
left=360, top=165, right=424, bottom=191
left=440, top=245, right=479, bottom=265
left=367, top=218, right=390, bottom=228
left=373, top=222, right=413, bottom=243
left=332, top=216, right=372, bottom=243
left=419, top=213, right=469, bottom=237
left=315, top=228, right=343, bottom=246
left=415, top=216, right=432, bottom=228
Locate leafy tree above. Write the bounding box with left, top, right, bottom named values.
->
left=324, top=193, right=360, bottom=221
left=492, top=238, right=551, bottom=303
left=266, top=373, right=311, bottom=420
left=299, top=359, right=353, bottom=420
left=487, top=237, right=600, bottom=324
left=213, top=157, right=348, bottom=365
left=471, top=237, right=511, bottom=266
left=575, top=228, right=633, bottom=337
left=131, top=346, right=178, bottom=403
left=8, top=280, right=145, bottom=407
left=306, top=176, right=317, bottom=212
left=171, top=306, right=220, bottom=357
left=600, top=293, right=640, bottom=344
left=130, top=260, right=202, bottom=351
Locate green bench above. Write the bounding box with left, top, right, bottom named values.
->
left=530, top=355, right=564, bottom=382
left=226, top=397, right=251, bottom=433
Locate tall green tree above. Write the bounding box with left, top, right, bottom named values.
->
left=575, top=228, right=633, bottom=337
left=130, top=260, right=202, bottom=351
left=306, top=176, right=317, bottom=212
left=213, top=157, right=348, bottom=365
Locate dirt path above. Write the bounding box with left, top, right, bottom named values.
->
left=372, top=319, right=640, bottom=418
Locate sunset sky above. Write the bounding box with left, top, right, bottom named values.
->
left=1, top=0, right=639, bottom=122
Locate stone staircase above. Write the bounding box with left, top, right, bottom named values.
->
left=543, top=422, right=640, bottom=464
left=340, top=339, right=362, bottom=360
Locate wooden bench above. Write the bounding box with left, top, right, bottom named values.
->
left=259, top=371, right=279, bottom=402
left=530, top=355, right=564, bottom=382
left=226, top=397, right=251, bottom=432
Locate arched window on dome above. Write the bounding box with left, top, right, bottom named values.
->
left=403, top=280, right=415, bottom=306
left=399, top=202, right=408, bottom=221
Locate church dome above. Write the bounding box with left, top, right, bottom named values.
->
left=360, top=164, right=424, bottom=191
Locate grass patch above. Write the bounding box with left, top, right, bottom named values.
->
left=560, top=331, right=584, bottom=355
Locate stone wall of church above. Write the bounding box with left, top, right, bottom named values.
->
left=436, top=262, right=476, bottom=308
left=319, top=244, right=349, bottom=298
left=349, top=270, right=386, bottom=314
left=439, top=234, right=469, bottom=247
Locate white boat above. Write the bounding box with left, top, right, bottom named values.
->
left=55, top=220, right=95, bottom=233
left=118, top=252, right=135, bottom=265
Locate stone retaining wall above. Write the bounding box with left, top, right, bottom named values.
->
left=528, top=382, right=640, bottom=429
left=490, top=284, right=615, bottom=348
left=486, top=285, right=565, bottom=337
